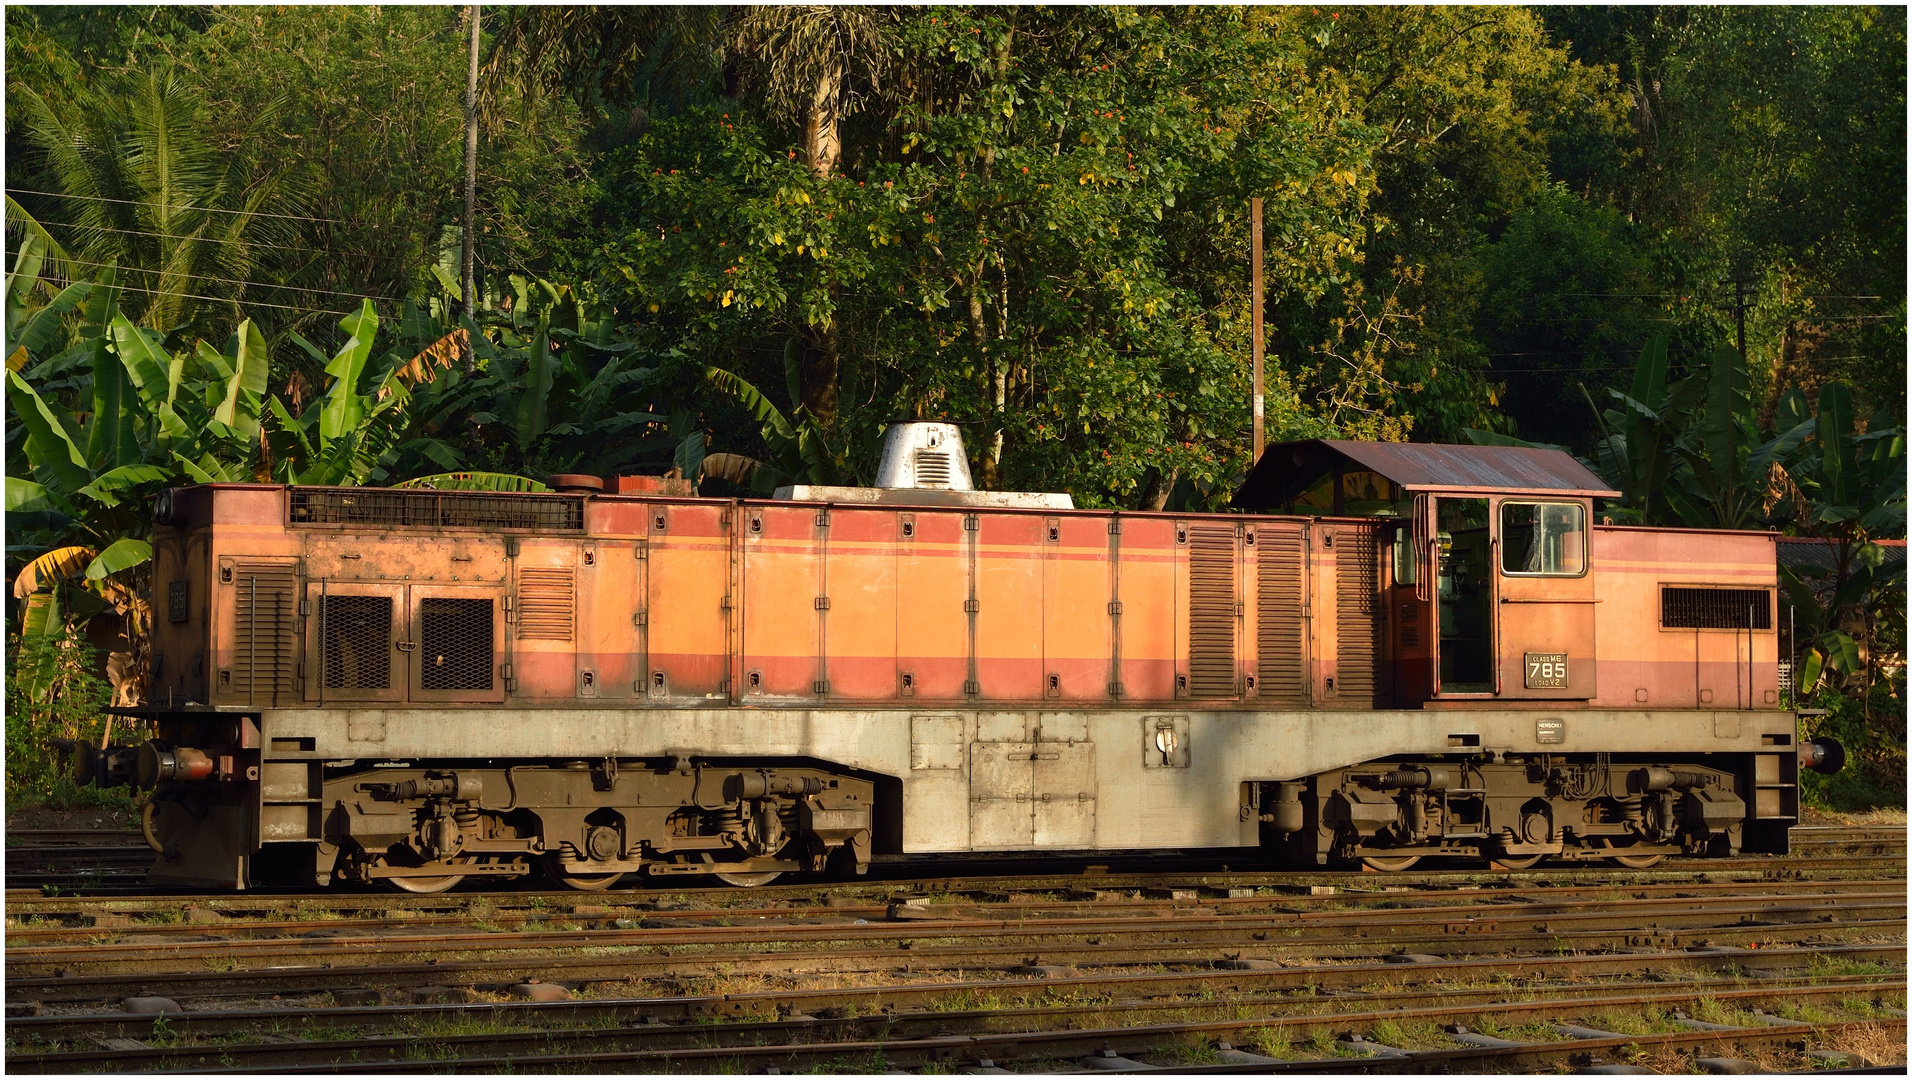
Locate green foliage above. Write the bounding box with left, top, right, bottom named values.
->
left=1543, top=5, right=1907, bottom=421
left=571, top=7, right=1385, bottom=507
left=4, top=627, right=135, bottom=811
left=1477, top=185, right=1651, bottom=447
left=1800, top=680, right=1906, bottom=812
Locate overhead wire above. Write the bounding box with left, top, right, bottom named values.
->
left=51, top=253, right=411, bottom=306
left=22, top=217, right=421, bottom=266
left=8, top=187, right=350, bottom=225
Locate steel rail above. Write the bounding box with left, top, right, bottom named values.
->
left=9, top=894, right=1904, bottom=972
left=42, top=982, right=1896, bottom=1074
left=7, top=852, right=1906, bottom=903
left=8, top=960, right=1898, bottom=1047
left=8, top=881, right=1900, bottom=945
left=8, top=975, right=1901, bottom=1073
left=8, top=927, right=1904, bottom=1005
left=11, top=868, right=1907, bottom=920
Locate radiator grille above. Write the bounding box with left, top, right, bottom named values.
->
left=517, top=568, right=576, bottom=640
left=1256, top=525, right=1307, bottom=704
left=419, top=598, right=495, bottom=691
left=1187, top=525, right=1238, bottom=697
left=1662, top=587, right=1771, bottom=629
left=320, top=595, right=392, bottom=689
left=913, top=449, right=952, bottom=487
left=1333, top=525, right=1381, bottom=706
left=232, top=564, right=297, bottom=702
left=290, top=488, right=584, bottom=531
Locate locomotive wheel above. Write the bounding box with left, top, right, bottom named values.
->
left=385, top=869, right=467, bottom=894
left=715, top=871, right=784, bottom=887
left=542, top=853, right=624, bottom=891
left=1608, top=853, right=1667, bottom=869
left=1489, top=854, right=1546, bottom=871
left=1360, top=855, right=1421, bottom=872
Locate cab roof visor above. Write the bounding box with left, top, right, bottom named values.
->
left=1233, top=439, right=1622, bottom=510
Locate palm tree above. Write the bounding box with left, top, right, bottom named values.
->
left=10, top=65, right=308, bottom=341
left=730, top=6, right=896, bottom=179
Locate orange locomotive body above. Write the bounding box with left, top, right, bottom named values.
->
left=113, top=432, right=1831, bottom=890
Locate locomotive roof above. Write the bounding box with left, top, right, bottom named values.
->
left=1233, top=439, right=1622, bottom=508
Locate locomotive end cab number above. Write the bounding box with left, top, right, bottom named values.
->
left=1524, top=652, right=1569, bottom=689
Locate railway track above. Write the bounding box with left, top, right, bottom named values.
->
left=7, top=829, right=1902, bottom=1073
left=6, top=947, right=1902, bottom=1072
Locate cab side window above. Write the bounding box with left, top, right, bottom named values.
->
left=1500, top=502, right=1585, bottom=576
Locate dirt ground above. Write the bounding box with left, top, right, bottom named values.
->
left=1801, top=805, right=1908, bottom=826
left=4, top=805, right=141, bottom=832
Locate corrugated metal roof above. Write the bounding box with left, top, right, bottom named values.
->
left=1234, top=439, right=1622, bottom=509
left=1776, top=537, right=1906, bottom=574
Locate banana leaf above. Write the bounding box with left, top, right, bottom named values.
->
left=393, top=472, right=549, bottom=491
left=84, top=537, right=152, bottom=580
left=5, top=368, right=91, bottom=494
left=12, top=544, right=96, bottom=598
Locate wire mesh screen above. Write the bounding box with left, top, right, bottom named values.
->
left=290, top=489, right=584, bottom=531
left=321, top=595, right=393, bottom=689
left=418, top=598, right=495, bottom=691
left=1661, top=587, right=1772, bottom=629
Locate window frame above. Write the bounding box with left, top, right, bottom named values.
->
left=1497, top=500, right=1590, bottom=579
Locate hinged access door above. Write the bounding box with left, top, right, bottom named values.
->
left=1389, top=496, right=1436, bottom=705
left=1492, top=496, right=1596, bottom=699
left=305, top=582, right=406, bottom=703
left=409, top=585, right=506, bottom=704
left=217, top=557, right=300, bottom=707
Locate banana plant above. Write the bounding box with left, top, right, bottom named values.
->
left=384, top=271, right=685, bottom=481
left=8, top=235, right=278, bottom=701
left=265, top=301, right=422, bottom=486
left=704, top=338, right=838, bottom=494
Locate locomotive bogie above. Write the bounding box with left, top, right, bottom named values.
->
left=1265, top=753, right=1768, bottom=868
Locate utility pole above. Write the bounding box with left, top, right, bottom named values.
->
left=1250, top=197, right=1264, bottom=464
left=461, top=4, right=481, bottom=333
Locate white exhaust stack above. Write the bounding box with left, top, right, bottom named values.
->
left=874, top=422, right=973, bottom=490
left=774, top=422, right=1071, bottom=509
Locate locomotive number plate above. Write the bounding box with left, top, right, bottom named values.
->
left=1524, top=652, right=1569, bottom=688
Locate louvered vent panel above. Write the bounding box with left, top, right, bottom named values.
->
left=1187, top=526, right=1238, bottom=697
left=914, top=449, right=952, bottom=487
left=419, top=598, right=495, bottom=690
left=518, top=568, right=576, bottom=640
left=232, top=564, right=297, bottom=702
left=1334, top=525, right=1381, bottom=707
left=1256, top=526, right=1307, bottom=704
left=1662, top=587, right=1771, bottom=629
left=320, top=595, right=391, bottom=689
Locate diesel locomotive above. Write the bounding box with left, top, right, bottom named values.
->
left=83, top=425, right=1841, bottom=891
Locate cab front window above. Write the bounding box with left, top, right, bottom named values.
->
left=1500, top=502, right=1586, bottom=576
